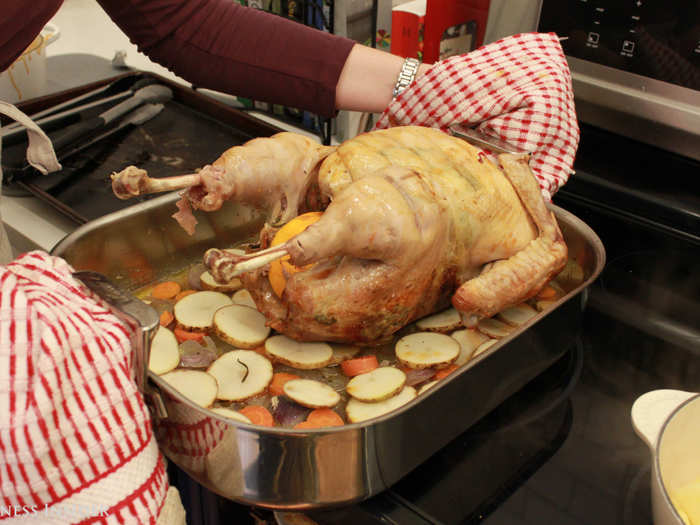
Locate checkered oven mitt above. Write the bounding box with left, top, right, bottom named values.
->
left=0, top=251, right=185, bottom=524
left=375, top=32, right=579, bottom=200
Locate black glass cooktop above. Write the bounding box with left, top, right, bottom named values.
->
left=165, top=123, right=700, bottom=525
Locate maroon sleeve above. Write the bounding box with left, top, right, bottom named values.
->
left=96, top=0, right=356, bottom=117
left=0, top=0, right=63, bottom=72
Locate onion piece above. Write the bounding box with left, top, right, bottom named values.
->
left=188, top=263, right=207, bottom=291
left=179, top=338, right=218, bottom=369
left=403, top=367, right=436, bottom=387
left=271, top=396, right=310, bottom=427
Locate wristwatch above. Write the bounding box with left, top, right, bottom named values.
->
left=392, top=57, right=421, bottom=98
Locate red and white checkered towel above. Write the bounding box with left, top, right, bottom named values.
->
left=0, top=251, right=183, bottom=524
left=375, top=32, right=579, bottom=200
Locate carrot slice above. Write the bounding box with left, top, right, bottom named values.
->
left=151, top=281, right=182, bottom=300
left=434, top=364, right=458, bottom=380
left=535, top=285, right=557, bottom=300
left=174, top=289, right=197, bottom=302
left=340, top=355, right=379, bottom=377
left=173, top=327, right=205, bottom=344
left=306, top=408, right=344, bottom=427
left=159, top=310, right=174, bottom=327
left=239, top=405, right=274, bottom=427
left=268, top=372, right=301, bottom=396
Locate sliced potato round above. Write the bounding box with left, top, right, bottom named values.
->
left=207, top=350, right=273, bottom=401
left=477, top=317, right=514, bottom=338
left=148, top=326, right=180, bottom=375
left=346, top=366, right=406, bottom=402
left=174, top=290, right=232, bottom=331
left=200, top=271, right=243, bottom=293
left=535, top=299, right=557, bottom=312
left=283, top=379, right=340, bottom=409
left=160, top=369, right=218, bottom=408
left=265, top=335, right=333, bottom=369
left=213, top=304, right=270, bottom=349
left=451, top=328, right=488, bottom=366
left=418, top=380, right=439, bottom=395
left=415, top=307, right=462, bottom=333
left=231, top=288, right=257, bottom=309
left=329, top=344, right=361, bottom=365
left=498, top=303, right=538, bottom=327
left=209, top=406, right=252, bottom=424
left=473, top=338, right=498, bottom=358
left=395, top=332, right=460, bottom=369
left=345, top=386, right=417, bottom=423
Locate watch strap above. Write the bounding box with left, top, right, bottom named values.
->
left=392, top=57, right=421, bottom=98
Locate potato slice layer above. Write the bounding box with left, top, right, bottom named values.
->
left=477, top=317, right=514, bottom=338
left=473, top=339, right=498, bottom=358
left=416, top=308, right=462, bottom=333
left=283, top=379, right=340, bottom=409
left=418, top=380, right=439, bottom=395
left=200, top=271, right=243, bottom=293
left=265, top=335, right=333, bottom=369
left=208, top=350, right=273, bottom=401
left=346, top=367, right=406, bottom=402
left=395, top=332, right=460, bottom=369
left=451, top=328, right=489, bottom=366
left=209, top=406, right=252, bottom=424
left=231, top=289, right=257, bottom=309
left=346, top=386, right=417, bottom=423
left=174, top=291, right=232, bottom=331
left=498, top=303, right=538, bottom=326
left=213, top=304, right=270, bottom=349
left=149, top=326, right=180, bottom=375
left=160, top=370, right=218, bottom=408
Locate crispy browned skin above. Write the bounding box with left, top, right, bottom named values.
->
left=114, top=127, right=567, bottom=343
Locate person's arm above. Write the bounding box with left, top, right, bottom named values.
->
left=96, top=0, right=358, bottom=117
left=335, top=44, right=431, bottom=113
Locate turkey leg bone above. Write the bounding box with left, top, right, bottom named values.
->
left=111, top=166, right=202, bottom=198
left=452, top=153, right=568, bottom=327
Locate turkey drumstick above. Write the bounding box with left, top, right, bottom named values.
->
left=205, top=166, right=444, bottom=283
left=110, top=132, right=335, bottom=234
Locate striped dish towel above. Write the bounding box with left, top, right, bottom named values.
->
left=375, top=32, right=579, bottom=200
left=0, top=251, right=184, bottom=524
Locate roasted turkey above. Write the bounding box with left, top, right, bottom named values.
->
left=112, top=126, right=567, bottom=344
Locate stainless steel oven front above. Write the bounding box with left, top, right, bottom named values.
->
left=536, top=0, right=700, bottom=161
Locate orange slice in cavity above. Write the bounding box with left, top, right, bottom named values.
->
left=268, top=211, right=323, bottom=297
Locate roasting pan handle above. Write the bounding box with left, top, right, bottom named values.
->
left=72, top=271, right=159, bottom=397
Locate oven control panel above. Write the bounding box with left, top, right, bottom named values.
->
left=538, top=0, right=700, bottom=91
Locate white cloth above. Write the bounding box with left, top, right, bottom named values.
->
left=0, top=100, right=185, bottom=523
left=0, top=101, right=62, bottom=263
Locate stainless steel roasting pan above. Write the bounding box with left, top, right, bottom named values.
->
left=52, top=193, right=605, bottom=510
